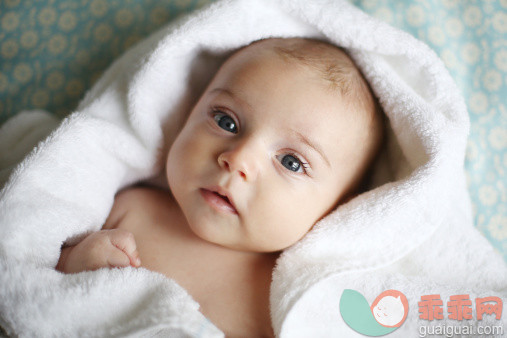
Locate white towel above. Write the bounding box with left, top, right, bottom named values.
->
left=1, top=0, right=506, bottom=336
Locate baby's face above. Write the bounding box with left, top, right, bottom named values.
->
left=166, top=44, right=369, bottom=252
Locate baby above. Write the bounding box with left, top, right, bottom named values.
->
left=56, top=37, right=383, bottom=337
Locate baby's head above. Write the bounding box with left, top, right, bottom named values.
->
left=166, top=38, right=383, bottom=252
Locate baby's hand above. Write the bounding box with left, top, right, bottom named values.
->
left=56, top=229, right=141, bottom=274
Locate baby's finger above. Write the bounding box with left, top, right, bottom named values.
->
left=130, top=250, right=141, bottom=267
left=106, top=247, right=131, bottom=268
left=108, top=229, right=137, bottom=253
left=108, top=229, right=141, bottom=267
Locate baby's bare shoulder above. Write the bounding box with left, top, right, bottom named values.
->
left=104, top=186, right=175, bottom=229
left=117, top=186, right=173, bottom=205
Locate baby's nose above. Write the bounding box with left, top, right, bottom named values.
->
left=217, top=141, right=261, bottom=182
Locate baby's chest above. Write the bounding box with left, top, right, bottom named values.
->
left=114, top=206, right=274, bottom=337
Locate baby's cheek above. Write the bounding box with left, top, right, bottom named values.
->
left=166, top=139, right=192, bottom=189
left=168, top=132, right=199, bottom=169
left=267, top=195, right=316, bottom=244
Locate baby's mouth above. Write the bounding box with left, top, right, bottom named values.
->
left=200, top=188, right=238, bottom=215
left=215, top=191, right=231, bottom=204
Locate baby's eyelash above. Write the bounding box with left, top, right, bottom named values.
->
left=278, top=153, right=311, bottom=175
left=293, top=154, right=310, bottom=168
left=298, top=157, right=311, bottom=173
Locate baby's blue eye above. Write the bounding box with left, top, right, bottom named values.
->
left=214, top=113, right=238, bottom=134
left=281, top=154, right=302, bottom=172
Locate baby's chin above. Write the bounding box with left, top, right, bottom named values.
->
left=185, top=220, right=244, bottom=251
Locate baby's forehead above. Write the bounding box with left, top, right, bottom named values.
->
left=233, top=38, right=369, bottom=103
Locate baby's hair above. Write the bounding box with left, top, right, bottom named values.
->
left=273, top=39, right=364, bottom=94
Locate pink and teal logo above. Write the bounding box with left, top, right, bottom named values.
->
left=340, top=289, right=409, bottom=336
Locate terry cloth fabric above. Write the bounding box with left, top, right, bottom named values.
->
left=1, top=0, right=506, bottom=336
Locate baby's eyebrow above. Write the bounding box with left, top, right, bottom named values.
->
left=209, top=87, right=252, bottom=111
left=209, top=87, right=232, bottom=96
left=291, top=129, right=331, bottom=168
